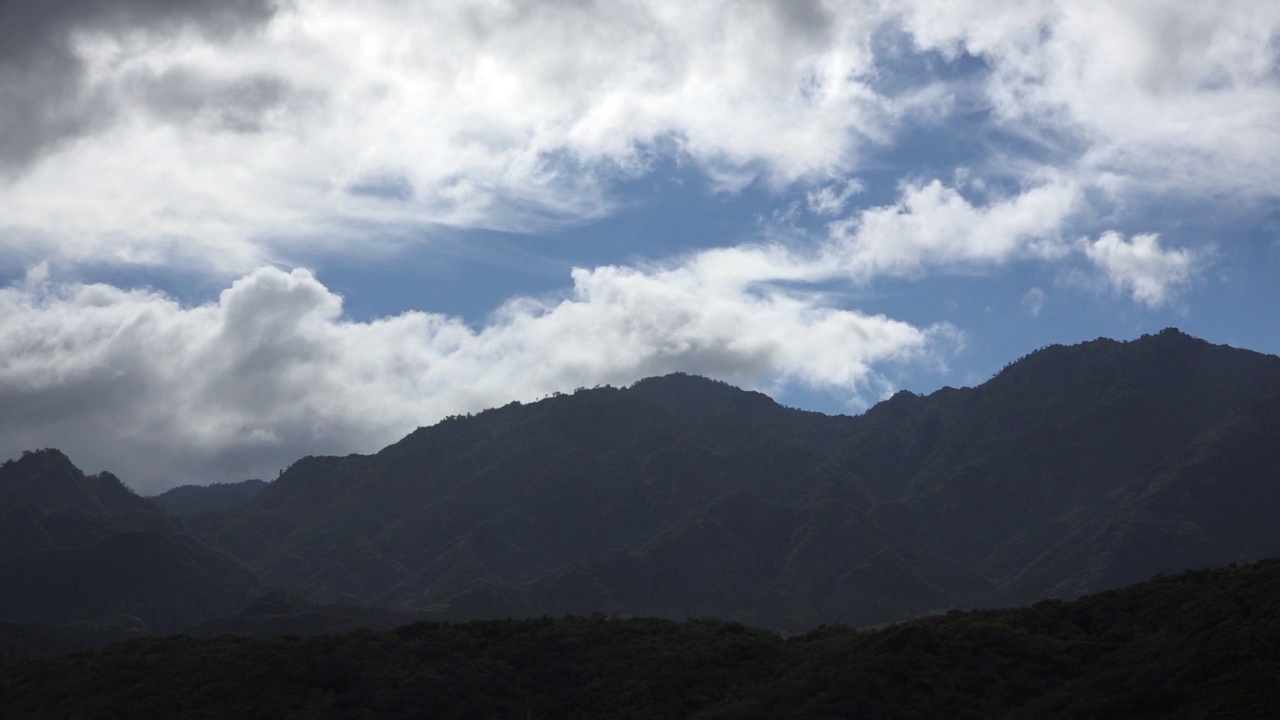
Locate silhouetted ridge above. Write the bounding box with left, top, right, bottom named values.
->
left=630, top=372, right=758, bottom=407
left=0, top=449, right=264, bottom=637
left=0, top=449, right=174, bottom=544
left=150, top=479, right=268, bottom=516
left=6, top=329, right=1280, bottom=640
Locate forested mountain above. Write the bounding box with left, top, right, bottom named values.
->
left=149, top=479, right=268, bottom=517
left=185, top=328, right=1280, bottom=630
left=0, top=450, right=263, bottom=635
left=4, top=557, right=1279, bottom=718
left=2, top=328, right=1279, bottom=641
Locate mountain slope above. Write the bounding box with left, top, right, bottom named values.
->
left=183, top=329, right=1280, bottom=629
left=0, top=449, right=175, bottom=562
left=191, top=378, right=877, bottom=611
left=4, top=329, right=1276, bottom=634
left=0, top=450, right=263, bottom=633
left=149, top=479, right=269, bottom=517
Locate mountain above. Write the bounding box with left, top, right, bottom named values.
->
left=0, top=450, right=263, bottom=634
left=183, top=328, right=1280, bottom=630
left=5, top=557, right=1279, bottom=717
left=0, top=449, right=174, bottom=561
left=149, top=479, right=269, bottom=516
left=3, top=328, right=1278, bottom=637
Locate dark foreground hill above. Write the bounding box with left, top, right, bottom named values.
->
left=187, top=328, right=1280, bottom=630
left=3, top=558, right=1278, bottom=719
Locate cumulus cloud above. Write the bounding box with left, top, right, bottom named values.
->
left=2, top=1, right=1275, bottom=272
left=826, top=177, right=1081, bottom=280
left=0, top=261, right=943, bottom=493
left=0, top=0, right=899, bottom=271
left=1082, top=231, right=1198, bottom=307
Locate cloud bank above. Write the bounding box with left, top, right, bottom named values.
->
left=0, top=262, right=945, bottom=493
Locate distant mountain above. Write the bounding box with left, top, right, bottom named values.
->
left=0, top=449, right=176, bottom=562
left=0, top=450, right=263, bottom=634
left=184, top=328, right=1280, bottom=630
left=5, top=557, right=1279, bottom=717
left=150, top=479, right=269, bottom=516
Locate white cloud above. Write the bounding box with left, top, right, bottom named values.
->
left=0, top=260, right=943, bottom=492
left=826, top=177, right=1081, bottom=280
left=0, top=0, right=899, bottom=272
left=806, top=178, right=866, bottom=217
left=898, top=0, right=1280, bottom=201
left=677, top=176, right=1082, bottom=293
left=2, top=0, right=1273, bottom=277
left=1082, top=231, right=1197, bottom=307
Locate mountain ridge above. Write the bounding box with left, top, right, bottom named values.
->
left=181, top=328, right=1280, bottom=630
left=3, top=328, right=1279, bottom=637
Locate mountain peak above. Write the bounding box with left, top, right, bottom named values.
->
left=627, top=372, right=777, bottom=415
left=0, top=449, right=170, bottom=531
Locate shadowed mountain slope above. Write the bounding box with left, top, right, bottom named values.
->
left=149, top=479, right=269, bottom=517
left=0, top=450, right=263, bottom=634
left=183, top=328, right=1280, bottom=630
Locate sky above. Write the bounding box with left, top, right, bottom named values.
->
left=2, top=0, right=1278, bottom=493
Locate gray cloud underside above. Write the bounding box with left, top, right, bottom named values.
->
left=0, top=0, right=275, bottom=170
left=0, top=262, right=946, bottom=493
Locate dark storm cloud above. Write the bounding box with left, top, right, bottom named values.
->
left=0, top=0, right=276, bottom=172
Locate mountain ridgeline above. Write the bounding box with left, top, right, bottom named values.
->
left=190, top=328, right=1280, bottom=630
left=0, top=450, right=262, bottom=638
left=2, top=328, right=1280, bottom=641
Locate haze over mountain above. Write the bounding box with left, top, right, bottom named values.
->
left=2, top=329, right=1279, bottom=643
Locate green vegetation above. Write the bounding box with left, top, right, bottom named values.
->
left=3, top=558, right=1278, bottom=718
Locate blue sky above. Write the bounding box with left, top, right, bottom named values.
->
left=2, top=0, right=1278, bottom=492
